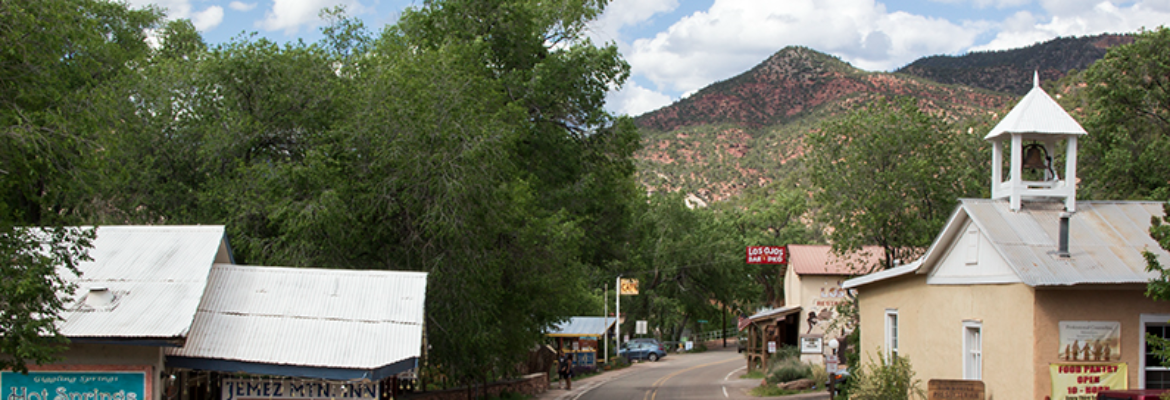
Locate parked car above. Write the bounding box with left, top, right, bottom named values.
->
left=737, top=332, right=748, bottom=353
left=1098, top=389, right=1169, bottom=400
left=619, top=339, right=667, bottom=362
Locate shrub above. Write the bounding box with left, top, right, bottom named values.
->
left=767, top=362, right=812, bottom=384
left=850, top=350, right=925, bottom=400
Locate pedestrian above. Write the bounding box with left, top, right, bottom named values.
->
left=557, top=351, right=573, bottom=390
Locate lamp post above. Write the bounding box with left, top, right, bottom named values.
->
left=827, top=338, right=840, bottom=398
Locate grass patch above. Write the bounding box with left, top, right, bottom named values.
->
left=741, top=370, right=765, bottom=380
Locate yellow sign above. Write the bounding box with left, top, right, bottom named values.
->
left=1050, top=363, right=1127, bottom=400
left=620, top=278, right=639, bottom=295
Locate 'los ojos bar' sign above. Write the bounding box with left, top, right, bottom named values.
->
left=222, top=379, right=378, bottom=400
left=2, top=372, right=145, bottom=400
left=746, top=246, right=787, bottom=264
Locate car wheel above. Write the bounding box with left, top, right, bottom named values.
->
left=648, top=353, right=659, bottom=362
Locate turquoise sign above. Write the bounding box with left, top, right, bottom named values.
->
left=2, top=372, right=146, bottom=400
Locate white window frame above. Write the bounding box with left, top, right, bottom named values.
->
left=963, top=320, right=982, bottom=380
left=885, top=309, right=899, bottom=359
left=1141, top=314, right=1170, bottom=389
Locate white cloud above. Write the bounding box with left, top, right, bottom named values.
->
left=588, top=0, right=679, bottom=44
left=623, top=0, right=985, bottom=96
left=125, top=0, right=223, bottom=31
left=970, top=0, right=1170, bottom=52
left=928, top=0, right=1031, bottom=8
left=191, top=6, right=224, bottom=31
left=258, top=0, right=365, bottom=34
left=229, top=1, right=258, bottom=12
left=606, top=81, right=674, bottom=116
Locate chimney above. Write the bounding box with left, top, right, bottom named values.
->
left=1057, top=212, right=1071, bottom=258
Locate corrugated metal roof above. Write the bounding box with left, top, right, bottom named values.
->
left=548, top=317, right=615, bottom=337
left=961, top=199, right=1167, bottom=286
left=748, top=305, right=800, bottom=322
left=166, top=264, right=427, bottom=371
left=985, top=73, right=1087, bottom=140
left=842, top=260, right=922, bottom=289
left=789, top=245, right=885, bottom=275
left=59, top=225, right=228, bottom=339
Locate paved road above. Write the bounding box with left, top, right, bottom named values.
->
left=538, top=345, right=828, bottom=400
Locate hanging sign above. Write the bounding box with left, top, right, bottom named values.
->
left=620, top=278, right=639, bottom=295
left=1049, top=363, right=1127, bottom=400
left=1058, top=321, right=1120, bottom=361
left=746, top=246, right=787, bottom=264
left=222, top=378, right=379, bottom=400
left=1, top=371, right=146, bottom=400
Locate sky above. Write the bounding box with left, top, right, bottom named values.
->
left=130, top=0, right=1170, bottom=117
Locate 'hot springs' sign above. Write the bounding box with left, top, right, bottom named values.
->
left=1, top=372, right=145, bottom=400
left=221, top=379, right=378, bottom=400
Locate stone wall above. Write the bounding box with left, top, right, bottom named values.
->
left=401, top=373, right=548, bottom=400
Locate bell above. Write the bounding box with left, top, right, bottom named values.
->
left=1022, top=144, right=1048, bottom=170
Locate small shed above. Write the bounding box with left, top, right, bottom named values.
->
left=547, top=317, right=616, bottom=368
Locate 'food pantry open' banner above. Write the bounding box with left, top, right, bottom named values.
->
left=1050, top=363, right=1126, bottom=400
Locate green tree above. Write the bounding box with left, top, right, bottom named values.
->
left=1, top=0, right=158, bottom=372
left=1080, top=27, right=1170, bottom=201
left=717, top=181, right=814, bottom=307
left=1143, top=202, right=1170, bottom=365
left=804, top=97, right=987, bottom=269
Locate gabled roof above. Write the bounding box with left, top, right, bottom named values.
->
left=548, top=317, right=616, bottom=338
left=984, top=72, right=1087, bottom=140
left=845, top=199, right=1170, bottom=288
left=789, top=244, right=885, bottom=276
left=59, top=225, right=230, bottom=343
left=166, top=264, right=427, bottom=380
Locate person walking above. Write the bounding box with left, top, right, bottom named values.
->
left=557, top=351, right=573, bottom=390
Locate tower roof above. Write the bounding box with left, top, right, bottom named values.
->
left=984, top=72, right=1087, bottom=140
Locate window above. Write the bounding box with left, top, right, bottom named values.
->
left=1143, top=314, right=1170, bottom=389
left=964, top=321, right=982, bottom=380
left=886, top=309, right=899, bottom=358
left=965, top=225, right=980, bottom=265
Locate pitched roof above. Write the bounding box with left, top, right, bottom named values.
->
left=59, top=225, right=230, bottom=341
left=166, top=264, right=427, bottom=380
left=984, top=72, right=1087, bottom=140
left=789, top=244, right=885, bottom=276
left=548, top=317, right=616, bottom=337
left=845, top=199, right=1170, bottom=288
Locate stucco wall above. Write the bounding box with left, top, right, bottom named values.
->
left=857, top=274, right=1035, bottom=400
left=1034, top=286, right=1170, bottom=398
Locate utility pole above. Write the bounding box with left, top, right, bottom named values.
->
left=615, top=275, right=621, bottom=353
left=603, top=282, right=608, bottom=364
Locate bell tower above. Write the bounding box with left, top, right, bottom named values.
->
left=985, top=72, right=1087, bottom=212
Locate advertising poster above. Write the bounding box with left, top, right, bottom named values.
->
left=222, top=378, right=379, bottom=400
left=1, top=371, right=146, bottom=400
left=1050, top=363, right=1126, bottom=400
left=1058, top=321, right=1121, bottom=361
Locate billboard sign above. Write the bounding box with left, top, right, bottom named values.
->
left=1, top=371, right=146, bottom=400
left=222, top=378, right=378, bottom=400
left=746, top=246, right=787, bottom=264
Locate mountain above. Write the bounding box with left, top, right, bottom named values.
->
left=632, top=47, right=1015, bottom=203
left=896, top=33, right=1132, bottom=95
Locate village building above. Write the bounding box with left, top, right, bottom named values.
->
left=743, top=245, right=881, bottom=370
left=843, top=75, right=1170, bottom=399
left=2, top=226, right=427, bottom=400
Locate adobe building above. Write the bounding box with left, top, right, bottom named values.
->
left=843, top=75, right=1170, bottom=400
left=1, top=226, right=427, bottom=400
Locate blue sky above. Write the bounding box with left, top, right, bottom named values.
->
left=134, top=0, right=1169, bottom=116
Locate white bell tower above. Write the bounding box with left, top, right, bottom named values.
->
left=985, top=72, right=1087, bottom=212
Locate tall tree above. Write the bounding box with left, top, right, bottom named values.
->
left=804, top=97, right=987, bottom=269
left=1080, top=27, right=1170, bottom=201
left=1, top=0, right=158, bottom=372
left=717, top=181, right=814, bottom=307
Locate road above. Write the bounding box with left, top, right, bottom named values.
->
left=540, top=344, right=829, bottom=400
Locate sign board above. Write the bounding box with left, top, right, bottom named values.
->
left=222, top=378, right=379, bottom=400
left=800, top=336, right=823, bottom=354
left=2, top=371, right=146, bottom=400
left=746, top=246, right=787, bottom=264
left=928, top=379, right=985, bottom=400
left=1059, top=321, right=1121, bottom=361
left=767, top=341, right=777, bottom=354
left=620, top=278, right=639, bottom=295
left=698, top=319, right=708, bottom=324
left=685, top=341, right=693, bottom=351
left=635, top=320, right=648, bottom=335
left=825, top=355, right=840, bottom=373
left=1050, top=363, right=1127, bottom=400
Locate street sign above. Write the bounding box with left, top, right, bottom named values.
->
left=698, top=319, right=708, bottom=324
left=635, top=320, right=648, bottom=334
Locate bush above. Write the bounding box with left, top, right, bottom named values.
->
left=850, top=350, right=925, bottom=400
left=767, top=362, right=812, bottom=384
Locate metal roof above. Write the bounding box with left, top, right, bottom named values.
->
left=844, top=199, right=1170, bottom=288
left=961, top=199, right=1167, bottom=286
left=166, top=264, right=427, bottom=379
left=842, top=259, right=921, bottom=289
left=984, top=72, right=1087, bottom=140
left=548, top=317, right=616, bottom=337
left=58, top=225, right=229, bottom=341
left=747, top=305, right=800, bottom=322
left=789, top=245, right=885, bottom=276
